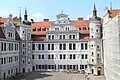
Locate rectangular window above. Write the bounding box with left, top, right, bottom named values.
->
left=85, top=65, right=87, bottom=69
left=69, top=44, right=72, bottom=50
left=73, top=35, right=75, bottom=39
left=63, top=54, right=66, bottom=59
left=81, top=54, right=84, bottom=59
left=4, top=43, right=6, bottom=51
left=1, top=58, right=3, bottom=64
left=48, top=55, right=50, bottom=59
left=85, top=43, right=87, bottom=50
left=32, top=44, right=35, bottom=50
left=1, top=42, right=3, bottom=51
left=32, top=55, right=35, bottom=59
left=48, top=44, right=50, bottom=50
left=73, top=43, right=76, bottom=50
left=4, top=58, right=6, bottom=64
left=63, top=35, right=65, bottom=39
left=92, top=52, right=94, bottom=56
left=59, top=44, right=62, bottom=50
left=42, top=44, right=44, bottom=50
left=63, top=44, right=66, bottom=50
left=38, top=44, right=41, bottom=50
left=39, top=55, right=41, bottom=59
left=52, top=35, right=54, bottom=39
left=92, top=59, right=94, bottom=62
left=73, top=54, right=76, bottom=59
left=81, top=43, right=84, bottom=50
left=60, top=54, right=62, bottom=59
left=85, top=54, right=88, bottom=59
left=15, top=44, right=16, bottom=51
left=70, top=54, right=72, bottom=59
left=51, top=44, right=54, bottom=50
left=81, top=65, right=84, bottom=69
left=69, top=35, right=72, bottom=39
left=52, top=55, right=54, bottom=59
left=11, top=43, right=13, bottom=51
left=48, top=35, right=51, bottom=40
left=59, top=35, right=62, bottom=39
left=42, top=55, right=44, bottom=59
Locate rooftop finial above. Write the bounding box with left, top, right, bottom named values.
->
left=24, top=7, right=28, bottom=20
left=110, top=2, right=112, bottom=10
left=93, top=2, right=97, bottom=17
left=94, top=2, right=96, bottom=10
left=19, top=7, right=22, bottom=21
left=25, top=7, right=27, bottom=15
left=61, top=10, right=63, bottom=14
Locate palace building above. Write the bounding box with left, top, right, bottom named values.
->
left=2, top=3, right=120, bottom=80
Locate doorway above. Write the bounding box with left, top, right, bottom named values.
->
left=3, top=72, right=6, bottom=79
left=98, top=70, right=101, bottom=75
left=22, top=68, right=25, bottom=73
left=92, top=69, right=94, bottom=74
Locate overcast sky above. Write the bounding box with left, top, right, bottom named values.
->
left=0, top=0, right=119, bottom=21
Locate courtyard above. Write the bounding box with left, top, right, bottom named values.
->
left=7, top=71, right=106, bottom=80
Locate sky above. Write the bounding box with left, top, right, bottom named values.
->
left=0, top=0, right=119, bottom=21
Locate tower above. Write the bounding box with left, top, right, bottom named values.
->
left=19, top=8, right=32, bottom=74
left=87, top=3, right=104, bottom=75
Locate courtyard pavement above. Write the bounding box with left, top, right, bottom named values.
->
left=7, top=71, right=106, bottom=80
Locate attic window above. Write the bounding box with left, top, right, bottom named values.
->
left=79, top=28, right=81, bottom=30
left=33, top=28, right=36, bottom=31
left=83, top=27, right=86, bottom=30
left=42, top=28, right=46, bottom=31
left=37, top=28, right=41, bottom=31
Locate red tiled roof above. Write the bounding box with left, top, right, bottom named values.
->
left=71, top=20, right=89, bottom=34
left=31, top=20, right=90, bottom=41
left=109, top=9, right=119, bottom=18
left=31, top=21, right=55, bottom=35
left=0, top=28, right=5, bottom=39
left=0, top=18, right=8, bottom=27
left=31, top=19, right=103, bottom=41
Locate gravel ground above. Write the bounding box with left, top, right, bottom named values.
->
left=6, top=71, right=106, bottom=80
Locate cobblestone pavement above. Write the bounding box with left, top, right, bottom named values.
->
left=7, top=71, right=106, bottom=80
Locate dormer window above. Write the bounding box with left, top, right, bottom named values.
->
left=79, top=28, right=81, bottom=30
left=83, top=27, right=86, bottom=30
left=42, top=28, right=46, bottom=31
left=8, top=32, right=10, bottom=37
left=37, top=28, right=41, bottom=31
left=33, top=28, right=36, bottom=31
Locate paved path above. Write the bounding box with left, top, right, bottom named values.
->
left=7, top=71, right=106, bottom=80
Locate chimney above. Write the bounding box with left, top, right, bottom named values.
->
left=43, top=19, right=49, bottom=22
left=78, top=18, right=83, bottom=20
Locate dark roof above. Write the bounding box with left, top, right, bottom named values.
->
left=0, top=28, right=5, bottom=39
left=15, top=31, right=20, bottom=40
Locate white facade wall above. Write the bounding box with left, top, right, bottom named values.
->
left=32, top=41, right=88, bottom=71
left=0, top=14, right=20, bottom=79
left=0, top=40, right=19, bottom=79
left=103, top=10, right=120, bottom=80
